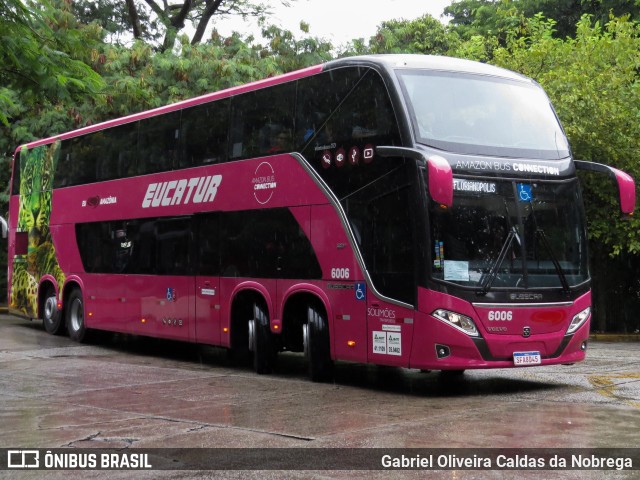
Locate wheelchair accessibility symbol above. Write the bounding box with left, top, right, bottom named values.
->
left=355, top=283, right=366, bottom=301
left=517, top=183, right=533, bottom=202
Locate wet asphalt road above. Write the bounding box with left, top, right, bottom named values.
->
left=0, top=313, right=638, bottom=479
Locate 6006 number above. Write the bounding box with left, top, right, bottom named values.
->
left=488, top=310, right=513, bottom=321
left=331, top=268, right=350, bottom=280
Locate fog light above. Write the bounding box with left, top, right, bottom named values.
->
left=436, top=344, right=450, bottom=359
left=581, top=341, right=587, bottom=351
left=433, top=309, right=479, bottom=337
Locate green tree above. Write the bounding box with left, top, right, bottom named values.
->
left=445, top=0, right=640, bottom=40
left=0, top=0, right=103, bottom=130
left=356, top=14, right=460, bottom=55
left=444, top=0, right=523, bottom=41
left=72, top=0, right=162, bottom=44
left=123, top=0, right=293, bottom=52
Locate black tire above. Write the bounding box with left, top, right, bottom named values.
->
left=42, top=287, right=64, bottom=335
left=250, top=302, right=276, bottom=375
left=306, top=305, right=333, bottom=382
left=65, top=288, right=87, bottom=343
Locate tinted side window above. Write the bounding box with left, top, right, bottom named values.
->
left=295, top=67, right=364, bottom=150
left=197, top=213, right=220, bottom=276
left=98, top=123, right=138, bottom=180
left=181, top=99, right=229, bottom=167
left=76, top=217, right=190, bottom=275
left=229, top=83, right=295, bottom=160
left=300, top=68, right=402, bottom=200
left=55, top=123, right=138, bottom=188
left=155, top=218, right=191, bottom=275
left=137, top=111, right=182, bottom=175
left=56, top=136, right=96, bottom=187
left=129, top=219, right=156, bottom=274
left=76, top=222, right=113, bottom=273
left=343, top=160, right=416, bottom=304
left=220, top=208, right=321, bottom=279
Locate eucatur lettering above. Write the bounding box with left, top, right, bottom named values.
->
left=142, top=175, right=222, bottom=208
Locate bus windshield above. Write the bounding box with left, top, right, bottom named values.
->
left=429, top=179, right=589, bottom=290
left=397, top=70, right=570, bottom=159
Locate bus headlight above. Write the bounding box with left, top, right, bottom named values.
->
left=567, top=307, right=591, bottom=334
left=433, top=309, right=479, bottom=337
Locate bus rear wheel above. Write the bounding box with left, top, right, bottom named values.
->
left=249, top=302, right=276, bottom=375
left=42, top=287, right=64, bottom=335
left=304, top=305, right=333, bottom=382
left=66, top=288, right=87, bottom=343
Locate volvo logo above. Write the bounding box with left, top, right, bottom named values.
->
left=162, top=318, right=183, bottom=327
left=522, top=326, right=531, bottom=338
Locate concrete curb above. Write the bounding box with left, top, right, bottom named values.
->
left=589, top=333, right=640, bottom=342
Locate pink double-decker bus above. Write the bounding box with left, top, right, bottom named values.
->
left=7, top=55, right=635, bottom=381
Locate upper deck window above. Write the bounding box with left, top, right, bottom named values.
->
left=396, top=70, right=570, bottom=160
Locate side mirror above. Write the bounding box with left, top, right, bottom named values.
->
left=376, top=147, right=454, bottom=207
left=426, top=155, right=453, bottom=207
left=575, top=160, right=636, bottom=215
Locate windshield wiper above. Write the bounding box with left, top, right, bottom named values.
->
left=477, top=226, right=519, bottom=296
left=524, top=189, right=571, bottom=295
left=535, top=228, right=571, bottom=294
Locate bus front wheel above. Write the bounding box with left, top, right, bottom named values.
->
left=42, top=287, right=64, bottom=335
left=305, top=305, right=333, bottom=382
left=249, top=302, right=276, bottom=375
left=66, top=288, right=87, bottom=343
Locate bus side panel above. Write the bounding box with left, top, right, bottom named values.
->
left=367, top=301, right=414, bottom=368
left=49, top=155, right=329, bottom=225
left=194, top=275, right=221, bottom=345
left=83, top=274, right=132, bottom=333
left=50, top=223, right=84, bottom=276
left=310, top=204, right=366, bottom=362
left=134, top=275, right=194, bottom=341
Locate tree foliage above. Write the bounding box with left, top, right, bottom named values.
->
left=445, top=0, right=640, bottom=39
left=0, top=0, right=103, bottom=129
left=120, top=0, right=292, bottom=52
left=357, top=14, right=459, bottom=55
left=72, top=0, right=162, bottom=44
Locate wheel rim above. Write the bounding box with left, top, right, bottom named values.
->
left=70, top=298, right=83, bottom=332
left=44, top=296, right=57, bottom=322
left=302, top=323, right=309, bottom=358
left=248, top=319, right=256, bottom=352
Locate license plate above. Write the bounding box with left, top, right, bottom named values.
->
left=513, top=351, right=541, bottom=366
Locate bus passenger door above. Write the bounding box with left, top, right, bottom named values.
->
left=359, top=179, right=416, bottom=368
left=194, top=214, right=221, bottom=345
